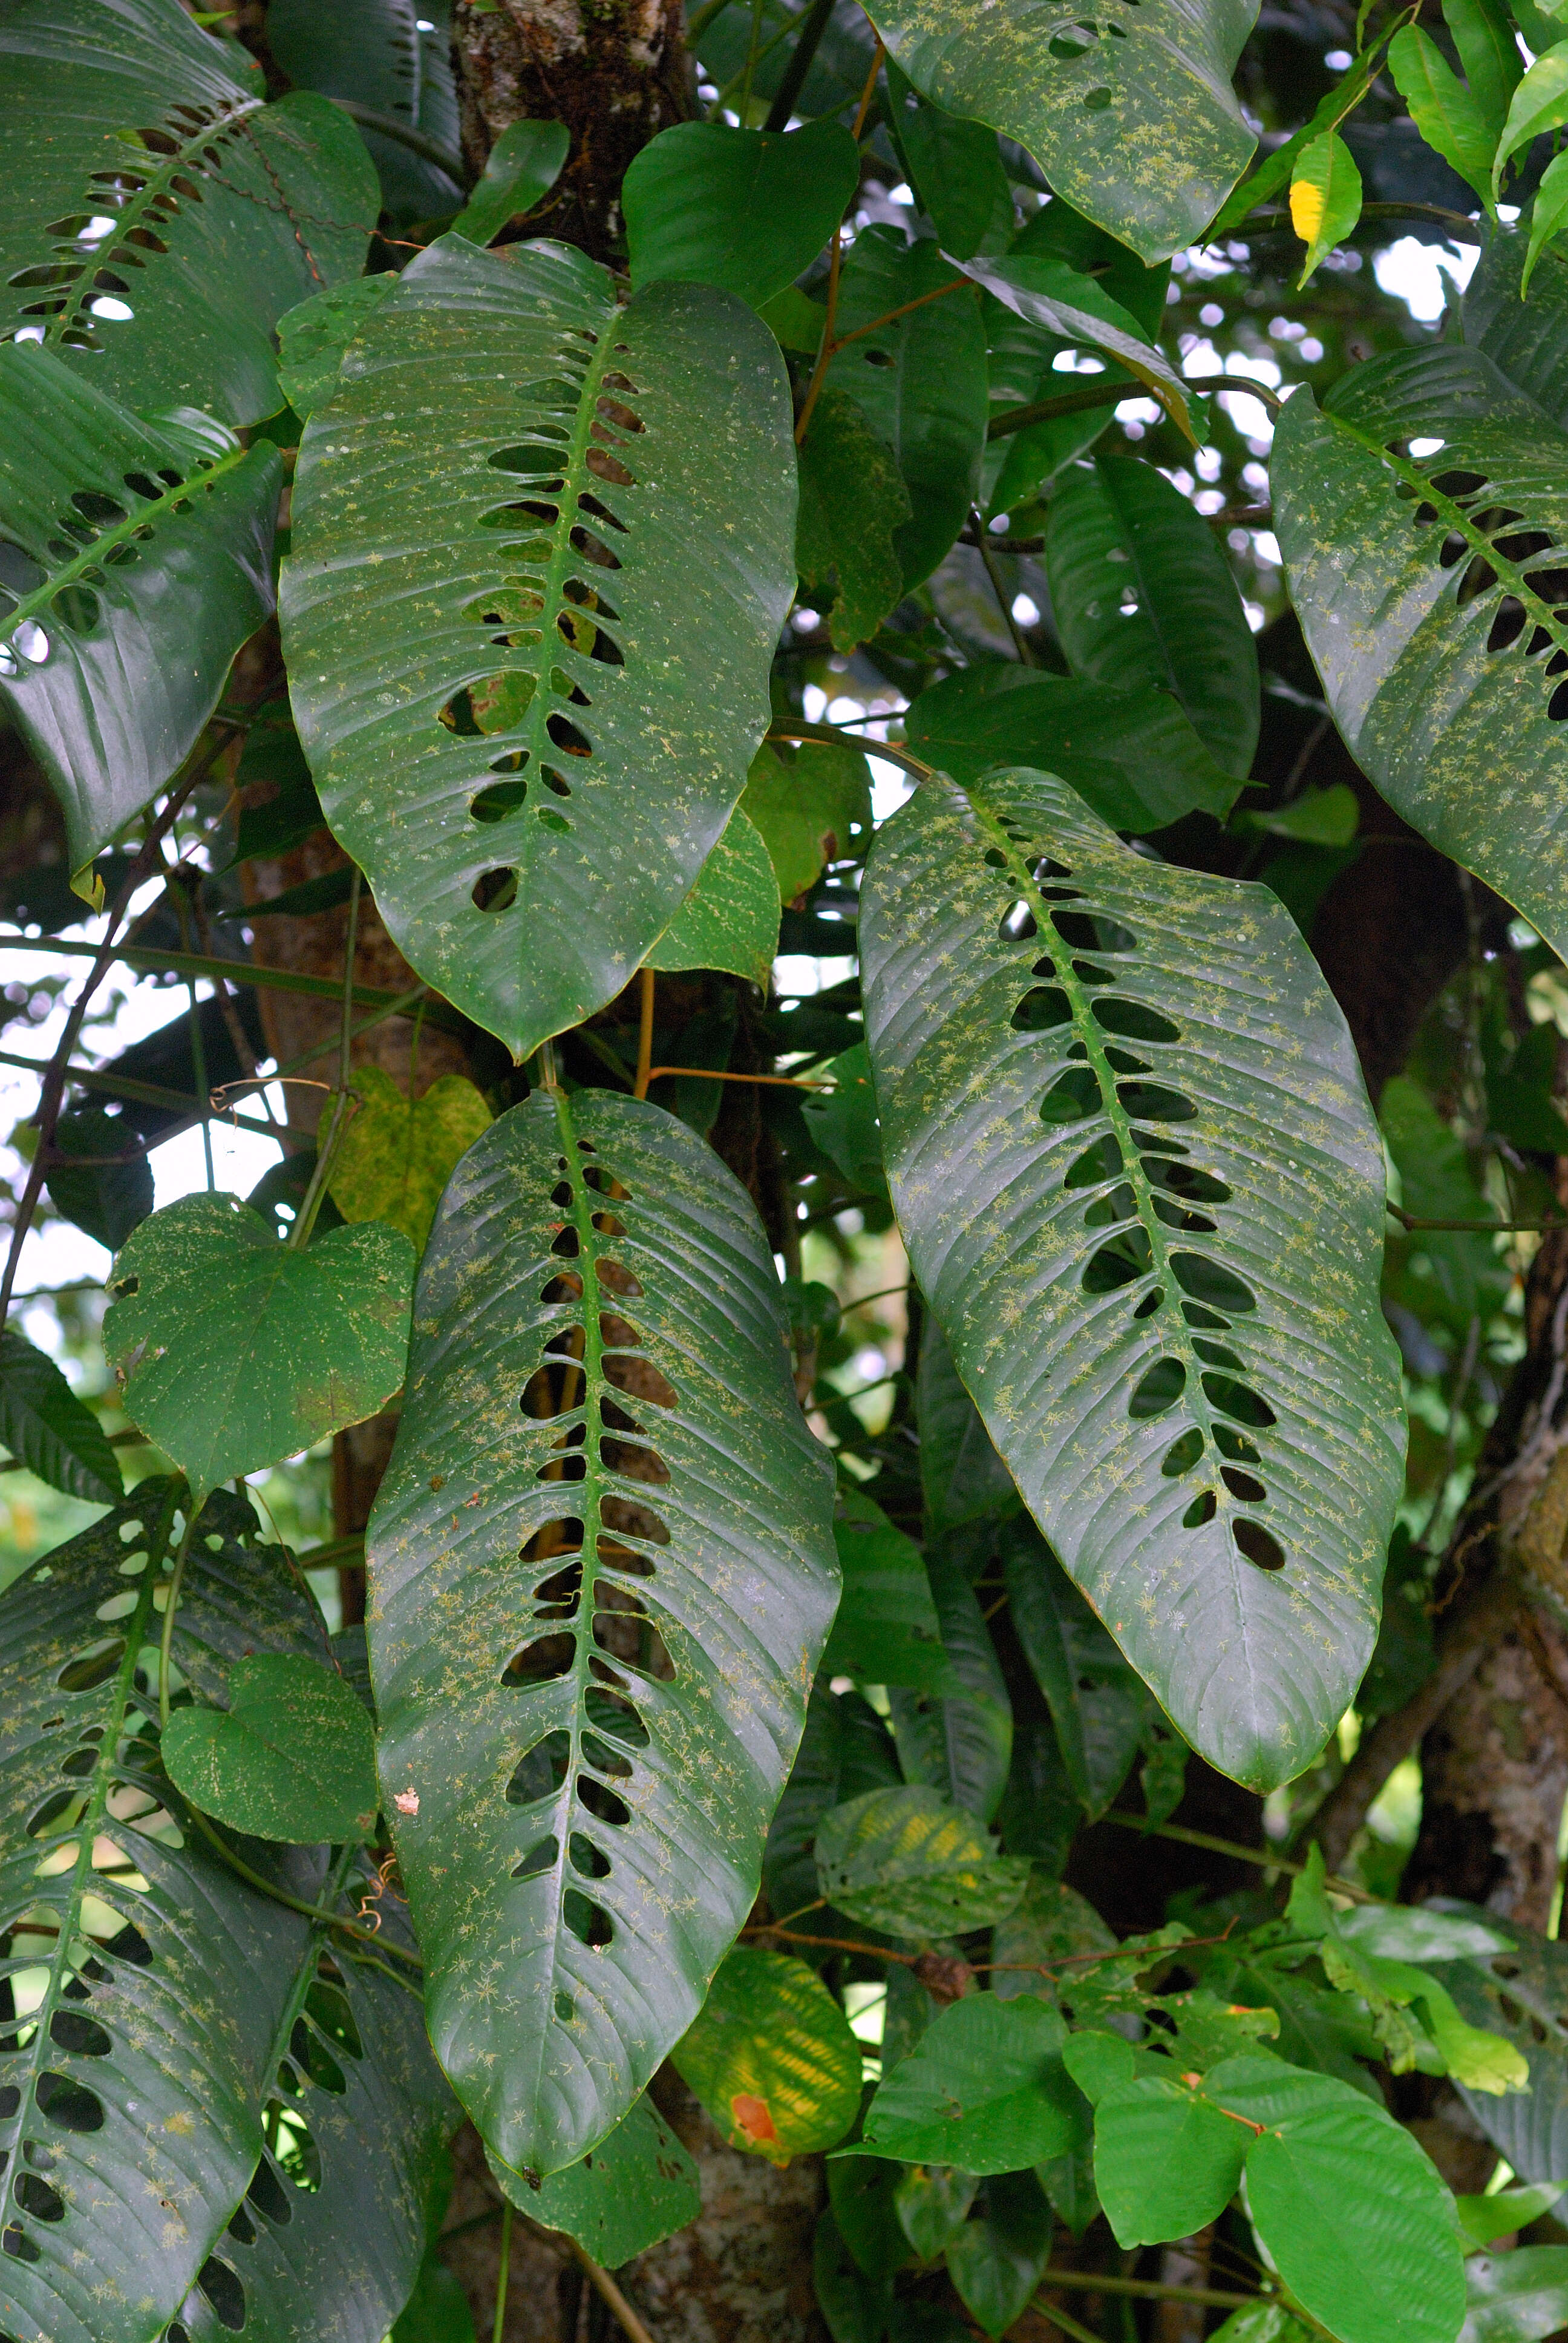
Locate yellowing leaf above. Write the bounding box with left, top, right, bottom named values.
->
left=1289, top=132, right=1363, bottom=286
left=328, top=1067, right=492, bottom=1253
left=673, top=1948, right=862, bottom=2164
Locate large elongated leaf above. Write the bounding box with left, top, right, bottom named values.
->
left=859, top=765, right=1405, bottom=1790
left=1273, top=338, right=1568, bottom=960
left=368, top=1090, right=838, bottom=2175
left=0, top=347, right=279, bottom=876
left=887, top=1552, right=1012, bottom=1822
left=0, top=1486, right=322, bottom=2343
left=862, top=0, right=1258, bottom=262
left=283, top=234, right=795, bottom=1058
left=0, top=0, right=375, bottom=423
left=1439, top=1928, right=1568, bottom=2181
left=266, top=0, right=465, bottom=220
left=0, top=1329, right=122, bottom=1504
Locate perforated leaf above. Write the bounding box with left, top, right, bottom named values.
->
left=674, top=1947, right=862, bottom=2163
left=0, top=346, right=279, bottom=877
left=283, top=234, right=795, bottom=1059
left=0, top=1486, right=321, bottom=2343
left=105, top=1195, right=415, bottom=1500
left=862, top=0, right=1258, bottom=262
left=0, top=1329, right=122, bottom=1504
left=1274, top=333, right=1568, bottom=961
left=367, top=1089, right=838, bottom=2175
left=859, top=765, right=1405, bottom=1791
left=0, top=0, right=375, bottom=423
left=814, top=1784, right=1031, bottom=1939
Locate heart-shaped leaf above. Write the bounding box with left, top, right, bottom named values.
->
left=857, top=1995, right=1082, bottom=2173
left=162, top=1653, right=380, bottom=1843
left=328, top=1068, right=492, bottom=1254
left=625, top=117, right=861, bottom=308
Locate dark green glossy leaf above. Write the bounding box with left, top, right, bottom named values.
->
left=45, top=1108, right=154, bottom=1254
left=624, top=117, right=860, bottom=308
left=863, top=0, right=1256, bottom=261
left=857, top=1994, right=1079, bottom=2173
left=797, top=390, right=913, bottom=655
left=961, top=254, right=1199, bottom=442
left=266, top=0, right=463, bottom=218
left=823, top=1490, right=952, bottom=1694
left=0, top=1486, right=320, bottom=2343
left=1004, top=1524, right=1150, bottom=1819
left=394, top=2257, right=477, bottom=2343
left=1465, top=228, right=1568, bottom=426
left=275, top=273, right=397, bottom=418
left=893, top=2163, right=978, bottom=2259
left=0, top=1328, right=122, bottom=1504
left=823, top=228, right=988, bottom=591
left=676, top=1948, right=861, bottom=2161
left=763, top=1683, right=901, bottom=1933
left=224, top=712, right=326, bottom=869
left=1046, top=455, right=1260, bottom=778
left=161, top=1652, right=379, bottom=1844
left=916, top=1320, right=1017, bottom=1539
left=105, top=1194, right=415, bottom=1499
left=860, top=765, right=1405, bottom=1790
left=814, top=2206, right=893, bottom=2343
left=644, top=804, right=780, bottom=989
left=830, top=2152, right=917, bottom=2279
left=451, top=119, right=571, bottom=247
left=1459, top=2248, right=1568, bottom=2342
left=887, top=1550, right=1011, bottom=1822
left=944, top=2171, right=1053, bottom=2338
left=283, top=234, right=795, bottom=1059
left=1457, top=2183, right=1564, bottom=2246
left=743, top=739, right=872, bottom=902
left=1274, top=339, right=1568, bottom=963
left=803, top=1044, right=889, bottom=1199
left=0, top=348, right=279, bottom=877
left=884, top=62, right=1013, bottom=261
left=815, top=1785, right=1031, bottom=1939
left=489, top=2094, right=700, bottom=2266
left=368, top=1090, right=838, bottom=2175
left=901, top=666, right=1238, bottom=833
left=0, top=0, right=375, bottom=421
left=991, top=1870, right=1114, bottom=2005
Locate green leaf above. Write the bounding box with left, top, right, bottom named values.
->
left=797, top=389, right=914, bottom=655
left=991, top=1869, right=1115, bottom=2004
left=1004, top=1525, right=1153, bottom=1820
left=275, top=272, right=397, bottom=418
left=1388, top=26, right=1496, bottom=208
left=916, top=1320, right=1018, bottom=1538
left=1526, top=151, right=1568, bottom=297
left=105, top=1194, right=416, bottom=1498
left=1045, top=455, right=1261, bottom=779
left=894, top=2163, right=979, bottom=2259
left=887, top=1549, right=1012, bottom=1822
left=1457, top=2183, right=1564, bottom=2247
left=945, top=2171, right=1053, bottom=2337
left=1210, top=2055, right=1466, bottom=2343
left=1080, top=2069, right=1247, bottom=2245
left=823, top=228, right=988, bottom=590
left=900, top=666, right=1240, bottom=833
left=743, top=739, right=873, bottom=903
left=857, top=1994, right=1081, bottom=2173
left=225, top=710, right=326, bottom=868
left=327, top=1067, right=493, bottom=1255
left=0, top=1328, right=122, bottom=1504
left=823, top=1490, right=952, bottom=1694
left=488, top=2094, right=700, bottom=2264
left=645, top=804, right=780, bottom=989
left=1445, top=0, right=1523, bottom=134
left=861, top=0, right=1257, bottom=261
left=1437, top=1928, right=1568, bottom=2181
left=1464, top=226, right=1568, bottom=425
left=859, top=765, right=1405, bottom=1791
left=451, top=119, right=571, bottom=246
left=1208, top=2309, right=1313, bottom=2343
left=0, top=347, right=281, bottom=879
left=1289, top=131, right=1364, bottom=286
left=760, top=284, right=828, bottom=354
left=394, top=2258, right=478, bottom=2343
left=884, top=61, right=1014, bottom=262
left=624, top=117, right=860, bottom=307
left=675, top=1948, right=862, bottom=2162
left=1233, top=783, right=1359, bottom=847
left=1495, top=41, right=1568, bottom=195
left=1382, top=1074, right=1504, bottom=1325
left=815, top=2207, right=894, bottom=2343
left=0, top=1485, right=323, bottom=2342
left=265, top=0, right=463, bottom=217
left=802, top=1044, right=888, bottom=1199
left=283, top=234, right=795, bottom=1060
left=368, top=1090, right=838, bottom=2175
left=1273, top=343, right=1568, bottom=966
left=1460, top=2247, right=1568, bottom=2342
left=160, top=1651, right=380, bottom=1844
left=45, top=1107, right=154, bottom=1253
left=814, top=1784, right=1032, bottom=1939
left=961, top=254, right=1201, bottom=443
left=831, top=2151, right=918, bottom=2279
left=0, top=0, right=376, bottom=421
left=763, top=1683, right=903, bottom=1935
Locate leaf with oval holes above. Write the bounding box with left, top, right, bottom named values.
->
left=1273, top=332, right=1568, bottom=966
left=644, top=802, right=780, bottom=989
left=0, top=345, right=280, bottom=881
left=861, top=0, right=1257, bottom=262
left=624, top=117, right=861, bottom=309
left=265, top=0, right=465, bottom=220
left=858, top=764, right=1405, bottom=1792
left=161, top=1653, right=380, bottom=1844
left=814, top=1784, right=1032, bottom=1939
left=823, top=1489, right=952, bottom=1696
left=0, top=0, right=375, bottom=422
left=327, top=1067, right=493, bottom=1256
left=673, top=1947, right=863, bottom=2164
left=367, top=1089, right=838, bottom=2176
left=1045, top=455, right=1261, bottom=779
left=822, top=226, right=988, bottom=592
left=282, top=234, right=795, bottom=1060
left=105, top=1194, right=415, bottom=1499
left=855, top=1994, right=1082, bottom=2175
left=0, top=1484, right=326, bottom=2343
left=901, top=665, right=1238, bottom=833
left=486, top=2092, right=699, bottom=2264
left=451, top=119, right=572, bottom=248
left=0, top=1328, right=122, bottom=1504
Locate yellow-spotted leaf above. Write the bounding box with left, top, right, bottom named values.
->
left=328, top=1067, right=492, bottom=1254
left=814, top=1784, right=1031, bottom=1939
left=673, top=1948, right=862, bottom=2163
left=1289, top=133, right=1363, bottom=287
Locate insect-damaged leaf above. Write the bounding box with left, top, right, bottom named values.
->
left=328, top=1067, right=493, bottom=1256
left=0, top=0, right=375, bottom=424
left=283, top=233, right=795, bottom=1061
left=859, top=766, right=1405, bottom=1791
left=367, top=1090, right=838, bottom=2175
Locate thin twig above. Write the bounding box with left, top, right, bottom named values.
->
left=793, top=39, right=883, bottom=445
left=829, top=276, right=970, bottom=355
left=972, top=503, right=1037, bottom=666
left=766, top=720, right=933, bottom=784
left=1037, top=2272, right=1255, bottom=2311
left=1098, top=1810, right=1373, bottom=1898
left=563, top=2238, right=658, bottom=2343
left=1388, top=1201, right=1567, bottom=1234
left=644, top=1066, right=831, bottom=1090
left=634, top=966, right=655, bottom=1101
